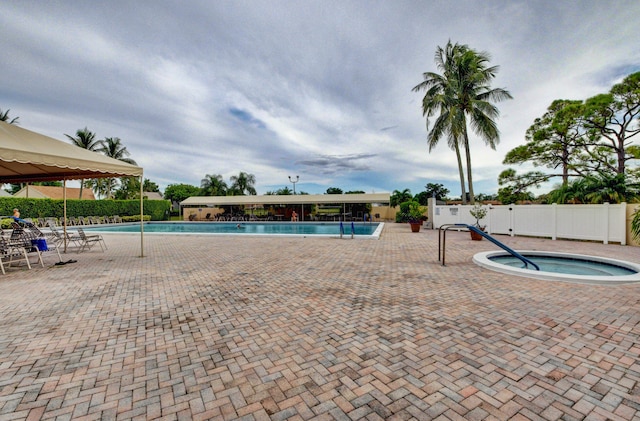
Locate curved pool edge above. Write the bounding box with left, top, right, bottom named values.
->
left=473, top=250, right=640, bottom=285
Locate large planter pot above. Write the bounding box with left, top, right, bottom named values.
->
left=410, top=222, right=422, bottom=232
left=470, top=228, right=485, bottom=241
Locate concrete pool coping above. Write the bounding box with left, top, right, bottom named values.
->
left=473, top=250, right=640, bottom=284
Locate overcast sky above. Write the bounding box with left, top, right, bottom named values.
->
left=2, top=1, right=639, bottom=197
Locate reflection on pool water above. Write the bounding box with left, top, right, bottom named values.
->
left=473, top=250, right=640, bottom=284
left=83, top=221, right=383, bottom=238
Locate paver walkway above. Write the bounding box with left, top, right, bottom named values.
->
left=0, top=224, right=639, bottom=420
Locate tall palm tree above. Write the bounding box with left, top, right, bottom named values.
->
left=414, top=41, right=512, bottom=204
left=65, top=127, right=101, bottom=199
left=455, top=48, right=512, bottom=203
left=0, top=108, right=19, bottom=124
left=229, top=172, right=257, bottom=195
left=413, top=42, right=469, bottom=203
left=97, top=137, right=137, bottom=199
left=201, top=174, right=228, bottom=196
left=98, top=137, right=137, bottom=165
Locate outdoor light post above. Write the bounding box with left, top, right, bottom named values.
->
left=288, top=175, right=299, bottom=195
left=288, top=175, right=300, bottom=221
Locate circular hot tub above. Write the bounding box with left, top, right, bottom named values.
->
left=473, top=250, right=640, bottom=284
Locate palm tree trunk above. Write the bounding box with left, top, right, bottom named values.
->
left=463, top=130, right=475, bottom=205
left=454, top=142, right=467, bottom=204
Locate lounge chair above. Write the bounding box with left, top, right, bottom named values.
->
left=9, top=224, right=44, bottom=268
left=76, top=228, right=107, bottom=252
left=47, top=222, right=83, bottom=251
left=0, top=235, right=33, bottom=274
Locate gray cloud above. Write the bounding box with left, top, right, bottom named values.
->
left=297, top=153, right=378, bottom=174
left=1, top=0, right=639, bottom=196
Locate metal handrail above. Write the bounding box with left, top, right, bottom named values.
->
left=438, top=223, right=540, bottom=270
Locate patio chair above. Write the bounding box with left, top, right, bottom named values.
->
left=9, top=224, right=44, bottom=268
left=0, top=235, right=33, bottom=274
left=76, top=228, right=107, bottom=252
left=47, top=222, right=83, bottom=251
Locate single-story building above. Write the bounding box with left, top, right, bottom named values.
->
left=143, top=191, right=164, bottom=200
left=14, top=185, right=96, bottom=200
left=180, top=193, right=394, bottom=221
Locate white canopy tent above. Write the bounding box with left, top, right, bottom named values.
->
left=0, top=121, right=146, bottom=256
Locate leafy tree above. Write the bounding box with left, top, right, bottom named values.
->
left=65, top=127, right=100, bottom=199
left=414, top=191, right=428, bottom=205
left=164, top=183, right=201, bottom=204
left=544, top=178, right=589, bottom=204
left=87, top=178, right=118, bottom=199
left=200, top=174, right=228, bottom=196
left=413, top=41, right=512, bottom=204
left=583, top=173, right=637, bottom=204
left=475, top=193, right=498, bottom=202
left=581, top=71, right=640, bottom=175
left=632, top=207, right=640, bottom=243
left=143, top=179, right=160, bottom=193
left=275, top=187, right=293, bottom=195
left=390, top=188, right=412, bottom=208
left=497, top=168, right=548, bottom=203
left=424, top=183, right=450, bottom=201
left=496, top=185, right=534, bottom=205
left=325, top=187, right=343, bottom=194
left=504, top=100, right=588, bottom=186
left=113, top=177, right=140, bottom=200
left=345, top=190, right=365, bottom=194
left=229, top=172, right=257, bottom=195
left=0, top=108, right=19, bottom=124
left=112, top=178, right=159, bottom=199
left=542, top=173, right=637, bottom=205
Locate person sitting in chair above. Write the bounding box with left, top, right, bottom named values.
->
left=12, top=208, right=30, bottom=225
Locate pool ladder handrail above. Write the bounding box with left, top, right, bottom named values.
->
left=339, top=220, right=356, bottom=239
left=438, top=224, right=540, bottom=270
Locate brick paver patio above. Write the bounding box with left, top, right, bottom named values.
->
left=1, top=223, right=639, bottom=420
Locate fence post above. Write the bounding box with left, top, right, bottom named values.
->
left=509, top=204, right=515, bottom=237
left=603, top=202, right=609, bottom=245
left=552, top=203, right=557, bottom=241
left=621, top=203, right=627, bottom=246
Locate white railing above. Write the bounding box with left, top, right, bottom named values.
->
left=431, top=203, right=627, bottom=245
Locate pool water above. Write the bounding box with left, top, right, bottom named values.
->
left=489, top=255, right=637, bottom=276
left=83, top=222, right=382, bottom=237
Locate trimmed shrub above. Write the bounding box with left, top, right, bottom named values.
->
left=0, top=197, right=170, bottom=221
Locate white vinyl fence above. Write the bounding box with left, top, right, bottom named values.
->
left=431, top=203, right=627, bottom=245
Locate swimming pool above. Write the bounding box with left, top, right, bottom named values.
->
left=83, top=221, right=384, bottom=239
left=473, top=250, right=640, bottom=284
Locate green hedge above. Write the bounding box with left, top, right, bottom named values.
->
left=0, top=197, right=170, bottom=222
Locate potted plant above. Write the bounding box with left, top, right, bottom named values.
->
left=398, top=201, right=425, bottom=232
left=469, top=204, right=487, bottom=240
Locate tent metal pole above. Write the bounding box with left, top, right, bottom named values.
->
left=63, top=179, right=67, bottom=253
